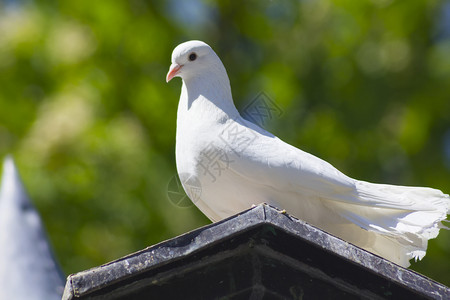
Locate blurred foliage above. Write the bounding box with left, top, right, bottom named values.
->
left=0, top=0, right=449, bottom=285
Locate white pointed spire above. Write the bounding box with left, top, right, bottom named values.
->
left=0, top=155, right=65, bottom=300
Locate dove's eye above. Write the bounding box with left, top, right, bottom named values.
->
left=188, top=53, right=197, bottom=61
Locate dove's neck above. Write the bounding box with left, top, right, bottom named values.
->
left=180, top=65, right=239, bottom=119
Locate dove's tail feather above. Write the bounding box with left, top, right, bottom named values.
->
left=323, top=181, right=449, bottom=267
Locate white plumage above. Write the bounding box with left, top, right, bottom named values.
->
left=166, top=40, right=450, bottom=267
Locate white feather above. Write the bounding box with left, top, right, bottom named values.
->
left=168, top=40, right=450, bottom=268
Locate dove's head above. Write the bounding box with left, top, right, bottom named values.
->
left=166, top=40, right=234, bottom=109
left=166, top=40, right=225, bottom=83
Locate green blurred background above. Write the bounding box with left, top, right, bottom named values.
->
left=0, top=0, right=449, bottom=285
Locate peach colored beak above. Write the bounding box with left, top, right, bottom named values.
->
left=166, top=63, right=183, bottom=82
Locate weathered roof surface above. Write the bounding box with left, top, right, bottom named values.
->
left=63, top=204, right=449, bottom=300
left=0, top=156, right=65, bottom=300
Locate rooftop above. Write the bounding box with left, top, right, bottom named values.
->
left=63, top=204, right=450, bottom=300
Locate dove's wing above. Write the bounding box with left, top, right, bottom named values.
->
left=221, top=118, right=438, bottom=212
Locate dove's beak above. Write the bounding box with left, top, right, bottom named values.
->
left=166, top=63, right=183, bottom=82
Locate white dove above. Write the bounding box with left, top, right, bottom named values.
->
left=166, top=40, right=449, bottom=267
